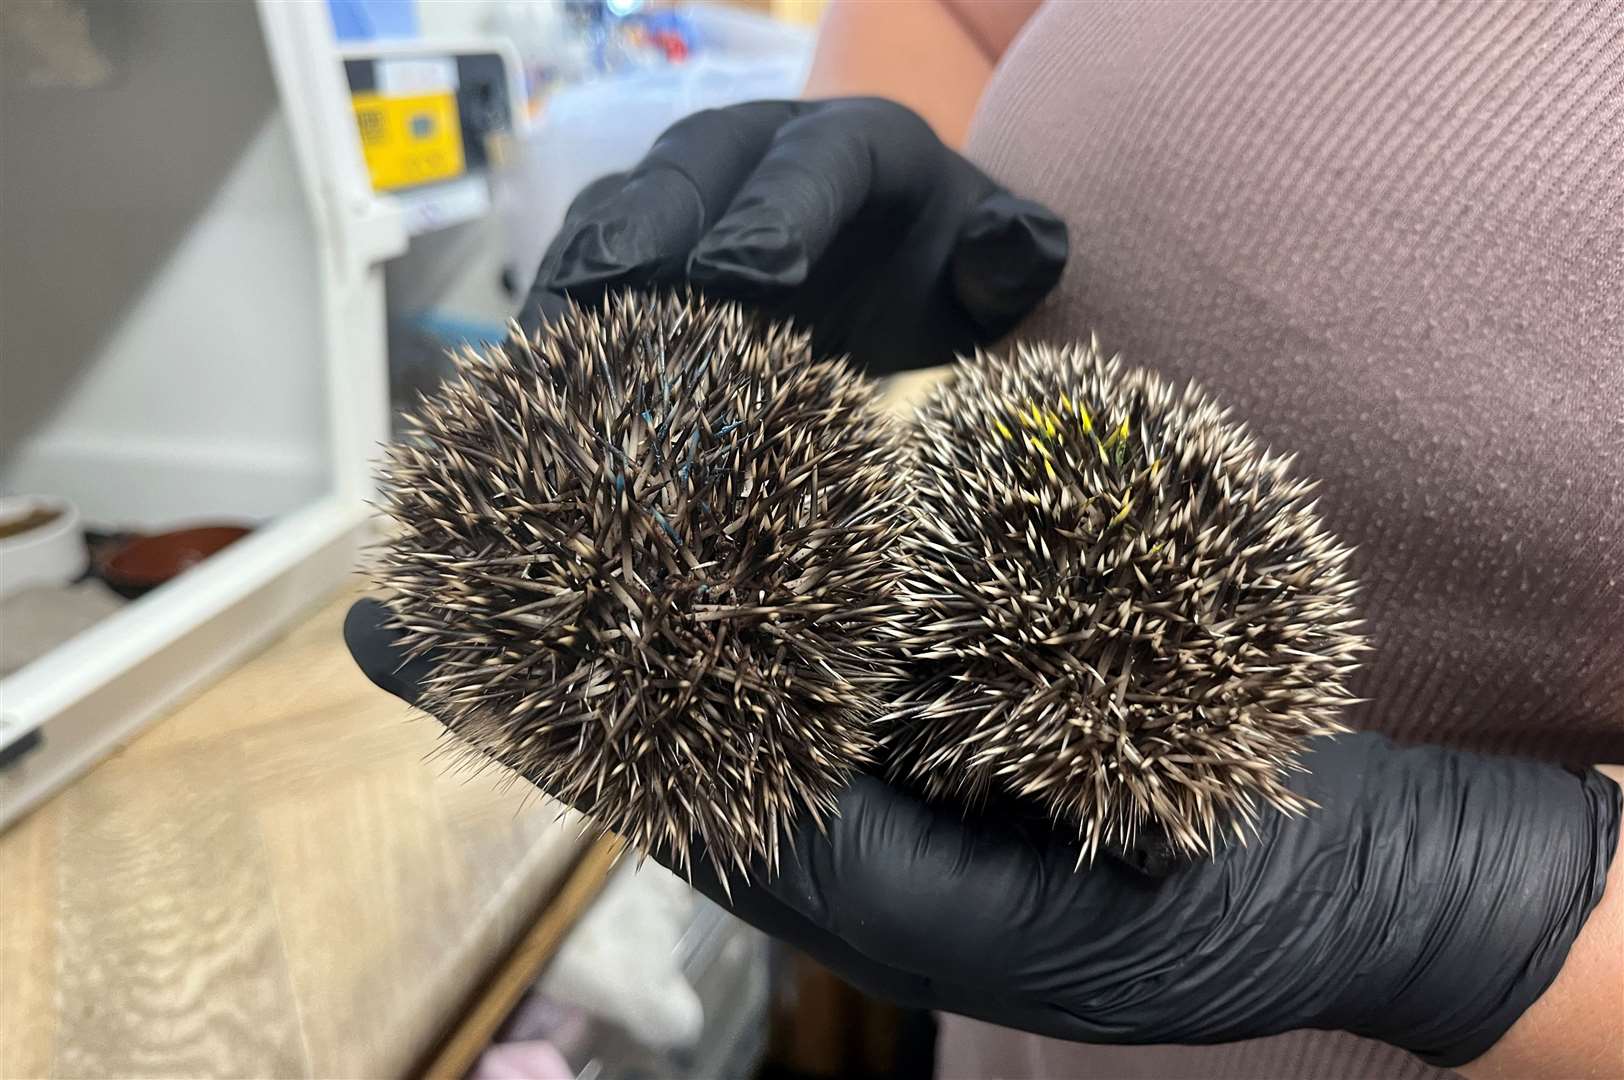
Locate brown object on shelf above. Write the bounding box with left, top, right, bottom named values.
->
left=97, top=525, right=250, bottom=598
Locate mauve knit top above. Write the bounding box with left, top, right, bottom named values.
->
left=943, top=1, right=1624, bottom=1078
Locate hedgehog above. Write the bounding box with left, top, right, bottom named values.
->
left=888, top=339, right=1366, bottom=862
left=374, top=292, right=911, bottom=882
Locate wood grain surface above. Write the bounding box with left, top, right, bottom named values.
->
left=0, top=589, right=590, bottom=1079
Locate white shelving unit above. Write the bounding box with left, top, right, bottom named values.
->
left=0, top=1, right=407, bottom=827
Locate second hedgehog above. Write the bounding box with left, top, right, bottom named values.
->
left=891, top=340, right=1366, bottom=862
left=375, top=293, right=911, bottom=881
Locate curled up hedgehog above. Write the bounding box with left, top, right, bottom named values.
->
left=372, top=292, right=911, bottom=882
left=887, top=339, right=1367, bottom=864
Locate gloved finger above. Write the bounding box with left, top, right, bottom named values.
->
left=541, top=103, right=803, bottom=298
left=516, top=287, right=571, bottom=336
left=343, top=597, right=437, bottom=708
left=687, top=98, right=939, bottom=297
left=517, top=171, right=629, bottom=334
left=559, top=170, right=632, bottom=230
left=950, top=191, right=1069, bottom=338
left=752, top=773, right=1075, bottom=981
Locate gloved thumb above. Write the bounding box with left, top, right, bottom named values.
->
left=951, top=191, right=1068, bottom=339
left=343, top=597, right=436, bottom=708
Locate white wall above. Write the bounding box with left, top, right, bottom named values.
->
left=1, top=0, right=330, bottom=529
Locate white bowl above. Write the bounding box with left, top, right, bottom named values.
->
left=0, top=496, right=89, bottom=600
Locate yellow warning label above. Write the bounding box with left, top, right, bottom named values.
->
left=351, top=90, right=465, bottom=191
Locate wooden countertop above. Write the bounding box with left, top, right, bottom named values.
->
left=0, top=590, right=593, bottom=1079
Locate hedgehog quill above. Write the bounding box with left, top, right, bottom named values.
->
left=888, top=340, right=1366, bottom=863
left=374, top=292, right=912, bottom=882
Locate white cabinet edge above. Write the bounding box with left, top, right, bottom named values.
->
left=0, top=499, right=374, bottom=830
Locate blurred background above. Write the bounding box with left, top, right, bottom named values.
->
left=0, top=2, right=934, bottom=1077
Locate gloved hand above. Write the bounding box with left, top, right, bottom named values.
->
left=516, top=98, right=1068, bottom=375
left=344, top=598, right=1620, bottom=1069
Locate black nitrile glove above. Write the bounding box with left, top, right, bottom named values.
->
left=345, top=598, right=1620, bottom=1068
left=516, top=98, right=1068, bottom=375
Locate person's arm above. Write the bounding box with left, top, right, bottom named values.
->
left=800, top=11, right=1624, bottom=1070
left=803, top=0, right=1042, bottom=146
left=1463, top=763, right=1624, bottom=1080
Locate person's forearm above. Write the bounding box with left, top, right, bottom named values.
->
left=803, top=0, right=1009, bottom=146
left=1460, top=763, right=1624, bottom=1080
